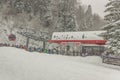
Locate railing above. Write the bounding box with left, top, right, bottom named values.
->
left=102, top=55, right=120, bottom=66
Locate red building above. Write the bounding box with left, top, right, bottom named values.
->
left=48, top=31, right=107, bottom=56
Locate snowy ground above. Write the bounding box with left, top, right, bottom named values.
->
left=0, top=47, right=120, bottom=80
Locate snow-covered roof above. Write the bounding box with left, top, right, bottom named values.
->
left=52, top=31, right=106, bottom=40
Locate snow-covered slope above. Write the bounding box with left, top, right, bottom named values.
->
left=0, top=47, right=120, bottom=80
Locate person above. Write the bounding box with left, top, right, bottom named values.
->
left=41, top=48, right=44, bottom=52
left=29, top=47, right=32, bottom=52
left=48, top=49, right=51, bottom=54
left=34, top=47, right=36, bottom=52
left=73, top=50, right=75, bottom=56
left=81, top=52, right=86, bottom=57
left=44, top=49, right=47, bottom=53
left=32, top=47, right=34, bottom=52
left=37, top=48, right=41, bottom=53
left=16, top=45, right=19, bottom=48
left=23, top=45, right=28, bottom=51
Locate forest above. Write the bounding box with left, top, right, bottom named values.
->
left=0, top=0, right=105, bottom=35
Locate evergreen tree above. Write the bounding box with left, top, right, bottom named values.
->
left=103, top=0, right=120, bottom=56
left=104, top=0, right=120, bottom=23
left=76, top=5, right=86, bottom=31
left=55, top=0, right=77, bottom=32
left=103, top=21, right=120, bottom=56
left=92, top=14, right=106, bottom=30
left=85, top=5, right=93, bottom=30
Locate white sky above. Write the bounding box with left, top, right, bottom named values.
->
left=78, top=0, right=109, bottom=18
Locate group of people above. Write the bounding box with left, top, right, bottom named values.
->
left=0, top=43, right=28, bottom=50
left=0, top=43, right=52, bottom=53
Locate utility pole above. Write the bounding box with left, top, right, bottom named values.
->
left=26, top=37, right=30, bottom=48
left=43, top=39, right=46, bottom=50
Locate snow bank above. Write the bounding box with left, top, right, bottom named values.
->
left=0, top=47, right=120, bottom=80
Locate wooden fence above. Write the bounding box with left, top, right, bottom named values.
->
left=102, top=55, right=120, bottom=66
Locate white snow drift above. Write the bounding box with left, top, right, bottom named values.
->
left=0, top=47, right=120, bottom=80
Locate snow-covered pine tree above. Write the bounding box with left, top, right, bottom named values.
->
left=10, top=0, right=24, bottom=13
left=55, top=0, right=77, bottom=32
left=92, top=14, right=106, bottom=30
left=103, top=21, right=120, bottom=56
left=103, top=0, right=120, bottom=56
left=76, top=5, right=86, bottom=31
left=85, top=5, right=93, bottom=30
left=104, top=0, right=120, bottom=23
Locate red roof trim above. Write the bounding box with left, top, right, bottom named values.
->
left=48, top=40, right=107, bottom=45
